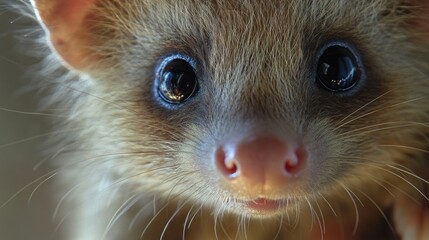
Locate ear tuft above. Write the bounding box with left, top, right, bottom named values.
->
left=32, top=0, right=98, bottom=70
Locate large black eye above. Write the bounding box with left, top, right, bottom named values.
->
left=157, top=55, right=199, bottom=104
left=316, top=42, right=363, bottom=92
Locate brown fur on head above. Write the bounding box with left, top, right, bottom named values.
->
left=30, top=0, right=429, bottom=239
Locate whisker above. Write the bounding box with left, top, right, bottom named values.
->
left=33, top=144, right=73, bottom=171
left=336, top=157, right=424, bottom=204
left=234, top=213, right=242, bottom=240
left=27, top=172, right=58, bottom=206
left=337, top=182, right=360, bottom=235
left=219, top=207, right=232, bottom=240
left=273, top=213, right=283, bottom=240
left=139, top=183, right=205, bottom=239
left=0, top=171, right=57, bottom=210
left=183, top=204, right=195, bottom=240
left=0, top=127, right=81, bottom=149
left=337, top=121, right=429, bottom=137
left=385, top=164, right=429, bottom=185
left=159, top=200, right=188, bottom=240
left=319, top=193, right=337, bottom=217
left=293, top=200, right=300, bottom=230
left=356, top=189, right=395, bottom=235
left=314, top=198, right=326, bottom=235
left=335, top=95, right=424, bottom=131
left=1, top=149, right=179, bottom=209
left=0, top=107, right=67, bottom=118
left=52, top=182, right=85, bottom=220
left=128, top=196, right=155, bottom=231
left=336, top=158, right=429, bottom=201
left=336, top=90, right=392, bottom=127
left=305, top=196, right=323, bottom=239
left=48, top=82, right=141, bottom=117
left=102, top=194, right=140, bottom=239
left=140, top=199, right=176, bottom=238
left=187, top=203, right=204, bottom=230
left=52, top=211, right=71, bottom=238
left=373, top=167, right=429, bottom=202
left=377, top=144, right=429, bottom=155
left=52, top=164, right=177, bottom=220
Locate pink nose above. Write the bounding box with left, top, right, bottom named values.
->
left=215, top=136, right=307, bottom=187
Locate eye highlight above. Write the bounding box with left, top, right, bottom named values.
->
left=156, top=54, right=199, bottom=104
left=316, top=41, right=364, bottom=93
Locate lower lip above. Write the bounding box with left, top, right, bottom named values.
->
left=244, top=198, right=288, bottom=212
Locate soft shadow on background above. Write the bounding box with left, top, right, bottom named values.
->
left=1, top=4, right=59, bottom=240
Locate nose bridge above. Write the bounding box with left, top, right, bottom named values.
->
left=209, top=0, right=301, bottom=114
left=209, top=21, right=302, bottom=127
left=207, top=46, right=306, bottom=142
left=233, top=49, right=298, bottom=120
left=237, top=71, right=289, bottom=121
left=209, top=68, right=296, bottom=137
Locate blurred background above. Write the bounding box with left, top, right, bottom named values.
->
left=0, top=3, right=58, bottom=239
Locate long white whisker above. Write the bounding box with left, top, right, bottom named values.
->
left=335, top=95, right=424, bottom=131
left=338, top=122, right=429, bottom=137
left=183, top=204, right=195, bottom=240
left=339, top=155, right=428, bottom=202
left=336, top=90, right=392, bottom=126
left=187, top=203, right=204, bottom=229
left=0, top=107, right=68, bottom=118
left=337, top=182, right=360, bottom=235
left=0, top=172, right=57, bottom=210
left=102, top=194, right=140, bottom=239
left=159, top=201, right=188, bottom=240
left=307, top=196, right=324, bottom=239
left=140, top=183, right=204, bottom=239
left=52, top=211, right=71, bottom=237
left=385, top=165, right=429, bottom=185
left=314, top=198, right=326, bottom=236
left=27, top=172, right=57, bottom=206
left=378, top=144, right=429, bottom=155
left=273, top=213, right=283, bottom=240
left=129, top=197, right=154, bottom=231
left=53, top=182, right=84, bottom=220
left=357, top=189, right=395, bottom=235
left=319, top=194, right=336, bottom=217
left=337, top=157, right=423, bottom=204
left=0, top=127, right=81, bottom=149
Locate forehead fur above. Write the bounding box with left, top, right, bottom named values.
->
left=91, top=0, right=414, bottom=70
left=90, top=0, right=424, bottom=91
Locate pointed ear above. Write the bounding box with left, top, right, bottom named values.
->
left=31, top=0, right=98, bottom=70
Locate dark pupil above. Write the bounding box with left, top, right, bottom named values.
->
left=317, top=46, right=360, bottom=92
left=159, top=59, right=197, bottom=103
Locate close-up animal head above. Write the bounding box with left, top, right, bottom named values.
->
left=1, top=0, right=428, bottom=239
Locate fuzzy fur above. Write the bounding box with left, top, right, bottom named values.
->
left=6, top=0, right=429, bottom=239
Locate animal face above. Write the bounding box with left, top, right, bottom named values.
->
left=32, top=0, right=429, bottom=222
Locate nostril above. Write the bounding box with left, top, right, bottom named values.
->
left=285, top=160, right=297, bottom=173
left=225, top=161, right=238, bottom=176
left=215, top=147, right=239, bottom=179
left=284, top=147, right=307, bottom=176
